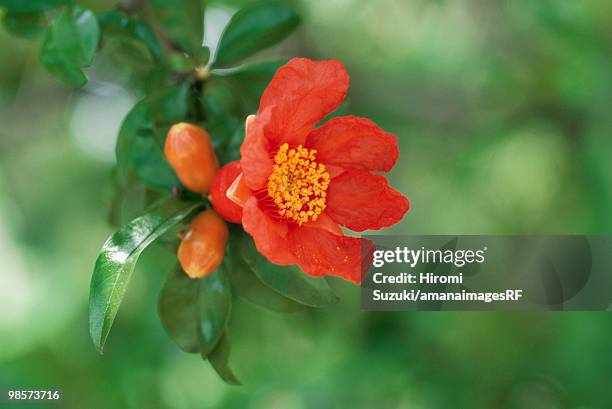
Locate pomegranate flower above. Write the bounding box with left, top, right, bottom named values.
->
left=220, top=58, right=409, bottom=283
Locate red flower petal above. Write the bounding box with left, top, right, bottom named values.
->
left=259, top=58, right=349, bottom=147
left=242, top=196, right=297, bottom=265
left=326, top=170, right=409, bottom=232
left=325, top=164, right=346, bottom=179
left=289, top=227, right=375, bottom=284
left=307, top=213, right=343, bottom=236
left=240, top=110, right=273, bottom=190
left=210, top=161, right=243, bottom=223
left=307, top=116, right=398, bottom=172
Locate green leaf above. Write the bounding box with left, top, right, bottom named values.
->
left=128, top=19, right=162, bottom=59
left=148, top=0, right=204, bottom=55
left=115, top=101, right=149, bottom=186
left=116, top=111, right=145, bottom=184
left=131, top=129, right=181, bottom=191
left=214, top=1, right=299, bottom=67
left=159, top=264, right=232, bottom=356
left=238, top=232, right=339, bottom=307
left=212, top=59, right=286, bottom=113
left=108, top=171, right=147, bottom=227
left=158, top=265, right=201, bottom=353
left=116, top=84, right=189, bottom=190
left=97, top=9, right=128, bottom=35
left=208, top=332, right=240, bottom=385
left=89, top=200, right=203, bottom=353
left=227, top=233, right=304, bottom=313
left=39, top=7, right=100, bottom=87
left=197, top=267, right=232, bottom=356
left=2, top=11, right=47, bottom=38
left=0, top=0, right=71, bottom=12
left=204, top=79, right=240, bottom=119
left=219, top=126, right=244, bottom=164
left=212, top=58, right=286, bottom=78
left=98, top=10, right=161, bottom=60
left=201, top=81, right=242, bottom=161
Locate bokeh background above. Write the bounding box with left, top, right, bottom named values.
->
left=2, top=0, right=612, bottom=408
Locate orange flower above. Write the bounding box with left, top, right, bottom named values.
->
left=213, top=58, right=409, bottom=283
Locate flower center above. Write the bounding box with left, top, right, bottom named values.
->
left=267, top=143, right=330, bottom=225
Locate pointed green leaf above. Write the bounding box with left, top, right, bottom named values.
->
left=214, top=1, right=299, bottom=67
left=158, top=265, right=201, bottom=353
left=148, top=0, right=204, bottom=54
left=208, top=332, right=240, bottom=385
left=239, top=232, right=339, bottom=307
left=212, top=59, right=286, bottom=78
left=115, top=102, right=149, bottom=186
left=159, top=264, right=231, bottom=356
left=198, top=267, right=232, bottom=356
left=98, top=10, right=161, bottom=60
left=131, top=129, right=181, bottom=191
left=39, top=7, right=100, bottom=86
left=128, top=19, right=162, bottom=59
left=89, top=200, right=203, bottom=353
left=116, top=84, right=188, bottom=190
left=227, top=233, right=304, bottom=312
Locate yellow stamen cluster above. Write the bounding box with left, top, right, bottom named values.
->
left=267, top=143, right=330, bottom=225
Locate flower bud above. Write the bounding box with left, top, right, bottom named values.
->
left=178, top=210, right=228, bottom=279
left=164, top=123, right=219, bottom=194
left=210, top=161, right=243, bottom=223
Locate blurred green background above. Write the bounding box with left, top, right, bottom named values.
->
left=2, top=0, right=612, bottom=408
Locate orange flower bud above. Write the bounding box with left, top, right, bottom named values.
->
left=178, top=210, right=228, bottom=279
left=164, top=123, right=219, bottom=194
